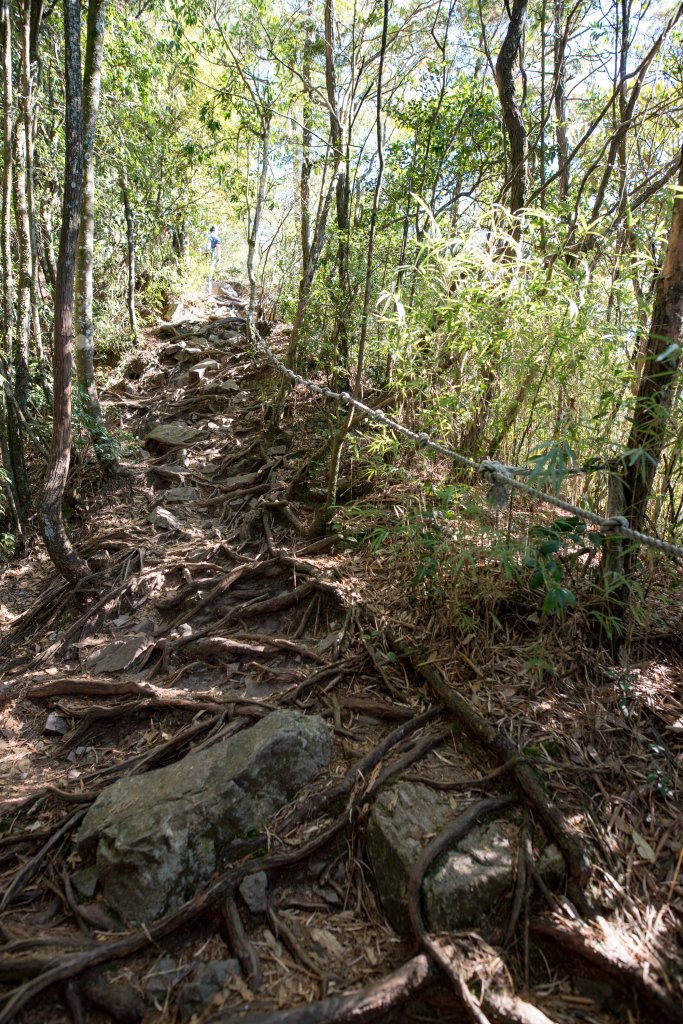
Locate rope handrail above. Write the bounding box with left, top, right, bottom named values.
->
left=250, top=323, right=683, bottom=561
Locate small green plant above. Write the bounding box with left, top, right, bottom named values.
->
left=523, top=515, right=601, bottom=617
left=0, top=531, right=15, bottom=560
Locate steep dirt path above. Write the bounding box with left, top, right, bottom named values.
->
left=0, top=292, right=681, bottom=1024
left=0, top=292, right=443, bottom=1023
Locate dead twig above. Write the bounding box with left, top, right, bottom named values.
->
left=266, top=906, right=322, bottom=980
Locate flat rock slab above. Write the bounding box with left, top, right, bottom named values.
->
left=189, top=359, right=220, bottom=382
left=161, top=486, right=200, bottom=503
left=175, top=346, right=204, bottom=362
left=148, top=506, right=183, bottom=531
left=209, top=380, right=240, bottom=393
left=77, top=710, right=331, bottom=924
left=85, top=635, right=154, bottom=674
left=366, top=781, right=519, bottom=937
left=144, top=422, right=202, bottom=447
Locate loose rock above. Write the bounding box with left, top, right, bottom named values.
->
left=76, top=710, right=331, bottom=923
left=189, top=358, right=220, bottom=381
left=176, top=960, right=240, bottom=1020
left=148, top=506, right=183, bottom=531
left=82, top=973, right=146, bottom=1024
left=43, top=712, right=69, bottom=736
left=144, top=956, right=186, bottom=1008
left=239, top=871, right=268, bottom=915
left=160, top=485, right=200, bottom=503
left=144, top=422, right=202, bottom=446
left=366, top=781, right=521, bottom=937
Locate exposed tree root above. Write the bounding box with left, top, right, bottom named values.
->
left=481, top=991, right=558, bottom=1024
left=0, top=809, right=87, bottom=912
left=531, top=919, right=683, bottom=1024
left=222, top=896, right=263, bottom=992
left=0, top=814, right=349, bottom=1023
left=387, top=632, right=593, bottom=911
left=266, top=906, right=322, bottom=980
left=406, top=796, right=519, bottom=1024
left=205, top=953, right=437, bottom=1024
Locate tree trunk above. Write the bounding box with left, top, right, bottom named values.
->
left=495, top=0, right=529, bottom=218
left=38, top=0, right=89, bottom=582
left=325, top=0, right=351, bottom=369
left=14, top=0, right=33, bottom=418
left=21, top=0, right=45, bottom=370
left=7, top=0, right=38, bottom=525
left=270, top=159, right=340, bottom=427
left=0, top=1, right=13, bottom=322
left=40, top=189, right=58, bottom=292
left=620, top=151, right=683, bottom=544
left=553, top=0, right=569, bottom=200
left=586, top=4, right=681, bottom=238
left=246, top=114, right=271, bottom=333
left=1, top=0, right=32, bottom=533
left=120, top=170, right=138, bottom=342
left=311, top=0, right=390, bottom=535
left=277, top=0, right=344, bottom=393
left=74, top=0, right=108, bottom=432
left=299, top=0, right=313, bottom=284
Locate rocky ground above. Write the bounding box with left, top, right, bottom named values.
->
left=0, top=287, right=681, bottom=1024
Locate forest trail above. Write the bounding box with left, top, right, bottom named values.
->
left=0, top=289, right=681, bottom=1024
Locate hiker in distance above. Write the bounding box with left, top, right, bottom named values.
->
left=206, top=225, right=221, bottom=291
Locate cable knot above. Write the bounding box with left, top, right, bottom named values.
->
left=417, top=433, right=430, bottom=449
left=480, top=460, right=513, bottom=509
left=600, top=515, right=629, bottom=535
left=339, top=391, right=351, bottom=404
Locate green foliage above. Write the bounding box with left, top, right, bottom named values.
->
left=523, top=517, right=599, bottom=618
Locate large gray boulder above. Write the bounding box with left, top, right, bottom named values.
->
left=77, top=710, right=331, bottom=923
left=366, top=781, right=524, bottom=937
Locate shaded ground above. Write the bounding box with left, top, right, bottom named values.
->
left=0, top=289, right=681, bottom=1023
